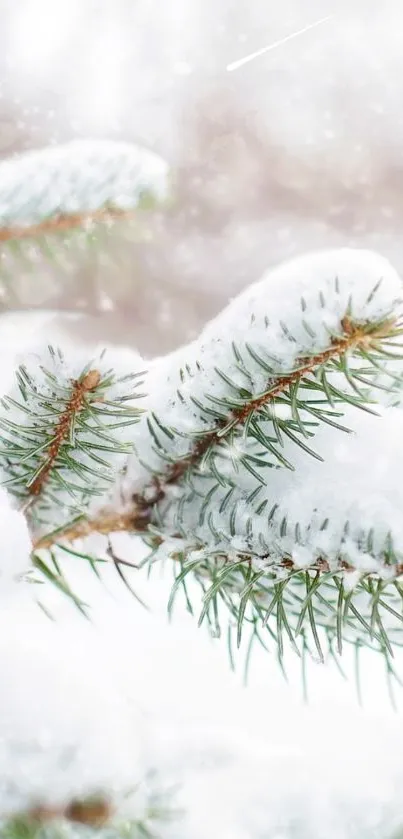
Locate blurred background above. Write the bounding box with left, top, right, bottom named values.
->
left=0, top=0, right=402, bottom=355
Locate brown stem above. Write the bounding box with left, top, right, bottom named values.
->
left=24, top=797, right=113, bottom=828
left=0, top=206, right=137, bottom=243
left=32, top=315, right=397, bottom=549
left=29, top=369, right=101, bottom=496
left=33, top=508, right=147, bottom=550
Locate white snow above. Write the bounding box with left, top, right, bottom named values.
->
left=0, top=487, right=32, bottom=590
left=0, top=602, right=148, bottom=817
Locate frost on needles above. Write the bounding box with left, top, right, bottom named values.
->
left=1, top=247, right=403, bottom=669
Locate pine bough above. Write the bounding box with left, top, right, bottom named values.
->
left=0, top=139, right=171, bottom=309
left=2, top=247, right=403, bottom=675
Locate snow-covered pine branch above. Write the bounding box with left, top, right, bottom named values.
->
left=1, top=247, right=403, bottom=669
left=112, top=248, right=403, bottom=665
left=0, top=140, right=170, bottom=236
left=0, top=344, right=147, bottom=607
left=0, top=140, right=171, bottom=309
left=0, top=345, right=145, bottom=531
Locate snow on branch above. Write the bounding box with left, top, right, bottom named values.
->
left=120, top=248, right=403, bottom=663
left=0, top=345, right=145, bottom=537
left=123, top=248, right=402, bottom=505
left=0, top=139, right=171, bottom=241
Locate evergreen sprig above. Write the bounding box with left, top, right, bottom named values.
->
left=138, top=310, right=402, bottom=505
left=0, top=139, right=171, bottom=311
left=0, top=346, right=144, bottom=535
left=0, top=140, right=170, bottom=238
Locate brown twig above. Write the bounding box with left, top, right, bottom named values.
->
left=33, top=478, right=164, bottom=549
left=24, top=797, right=113, bottom=828
left=29, top=369, right=101, bottom=497
left=33, top=509, right=141, bottom=550
left=0, top=206, right=137, bottom=243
